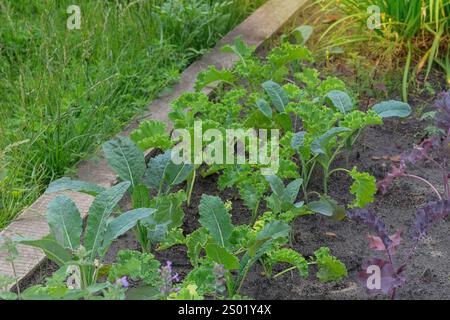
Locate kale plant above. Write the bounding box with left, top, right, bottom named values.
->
left=348, top=202, right=449, bottom=299
left=378, top=91, right=450, bottom=201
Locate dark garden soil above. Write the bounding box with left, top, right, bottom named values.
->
left=23, top=110, right=450, bottom=300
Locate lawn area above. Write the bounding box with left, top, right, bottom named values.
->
left=0, top=0, right=264, bottom=228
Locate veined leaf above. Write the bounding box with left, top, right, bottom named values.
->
left=144, top=151, right=171, bottom=190
left=46, top=195, right=82, bottom=251
left=255, top=99, right=272, bottom=119
left=164, top=160, right=194, bottom=187
left=283, top=179, right=303, bottom=204
left=46, top=177, right=105, bottom=196
left=84, top=182, right=131, bottom=260
left=152, top=190, right=186, bottom=229
left=144, top=150, right=193, bottom=191
left=256, top=220, right=290, bottom=243
left=205, top=243, right=240, bottom=270
left=102, top=208, right=155, bottom=253
left=199, top=195, right=233, bottom=248
left=325, top=90, right=354, bottom=114
left=103, top=136, right=145, bottom=188
left=311, top=127, right=351, bottom=156
left=262, top=81, right=289, bottom=113
left=265, top=175, right=285, bottom=198
left=19, top=236, right=72, bottom=266
left=307, top=198, right=334, bottom=217
left=372, top=100, right=411, bottom=118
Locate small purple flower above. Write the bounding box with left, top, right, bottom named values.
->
left=172, top=272, right=180, bottom=282
left=159, top=261, right=180, bottom=296
left=116, top=276, right=129, bottom=288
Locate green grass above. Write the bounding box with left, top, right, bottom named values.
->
left=0, top=0, right=265, bottom=229
left=315, top=0, right=450, bottom=100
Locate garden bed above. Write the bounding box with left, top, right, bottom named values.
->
left=17, top=42, right=450, bottom=301
left=4, top=1, right=450, bottom=301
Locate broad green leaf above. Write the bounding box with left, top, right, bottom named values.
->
left=46, top=195, right=82, bottom=250
left=311, top=127, right=351, bottom=156
left=84, top=182, right=131, bottom=260
left=144, top=150, right=193, bottom=191
left=283, top=179, right=303, bottom=204
left=325, top=90, right=354, bottom=114
left=292, top=25, right=313, bottom=45
left=131, top=183, right=151, bottom=208
left=130, top=120, right=172, bottom=151
left=265, top=175, right=285, bottom=198
left=262, top=81, right=289, bottom=113
left=144, top=151, right=171, bottom=190
left=164, top=161, right=195, bottom=187
left=46, top=177, right=105, bottom=196
left=205, top=243, right=240, bottom=270
left=372, top=100, right=411, bottom=118
left=103, top=136, right=145, bottom=188
left=349, top=167, right=376, bottom=208
left=307, top=198, right=334, bottom=217
left=152, top=191, right=186, bottom=229
left=198, top=195, right=233, bottom=248
left=19, top=236, right=72, bottom=266
left=195, top=65, right=236, bottom=92
left=246, top=221, right=290, bottom=263
left=255, top=98, right=272, bottom=119
left=256, top=220, right=290, bottom=242
left=102, top=208, right=155, bottom=253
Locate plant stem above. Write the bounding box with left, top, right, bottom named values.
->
left=236, top=267, right=249, bottom=295
left=404, top=174, right=442, bottom=200
left=273, top=266, right=297, bottom=279
left=11, top=261, right=21, bottom=300
left=186, top=169, right=196, bottom=206
left=328, top=167, right=351, bottom=177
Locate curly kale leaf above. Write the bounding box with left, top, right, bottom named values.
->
left=314, top=247, right=347, bottom=282
left=108, top=250, right=161, bottom=286
left=130, top=120, right=173, bottom=151
left=349, top=167, right=377, bottom=208
left=267, top=248, right=308, bottom=278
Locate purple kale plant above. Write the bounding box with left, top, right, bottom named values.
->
left=348, top=202, right=450, bottom=299
left=350, top=92, right=450, bottom=299
left=377, top=91, right=450, bottom=200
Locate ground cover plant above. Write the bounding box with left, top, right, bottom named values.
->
left=0, top=0, right=265, bottom=229
left=0, top=33, right=419, bottom=300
